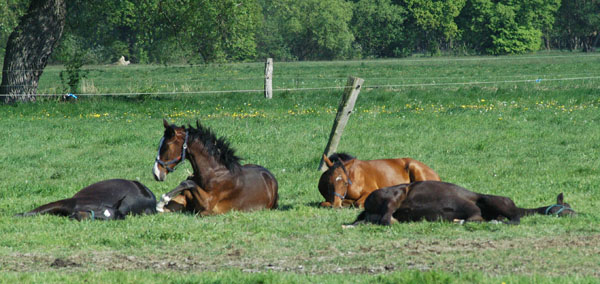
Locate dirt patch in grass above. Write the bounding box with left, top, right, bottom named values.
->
left=3, top=234, right=599, bottom=276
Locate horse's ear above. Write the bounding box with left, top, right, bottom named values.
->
left=344, top=159, right=356, bottom=168
left=557, top=193, right=564, bottom=205
left=323, top=154, right=334, bottom=168
left=163, top=119, right=170, bottom=129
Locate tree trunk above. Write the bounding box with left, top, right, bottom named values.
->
left=1, top=0, right=66, bottom=104
left=592, top=33, right=600, bottom=52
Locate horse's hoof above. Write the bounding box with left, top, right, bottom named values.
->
left=453, top=219, right=465, bottom=225
left=342, top=224, right=356, bottom=229
left=156, top=194, right=171, bottom=213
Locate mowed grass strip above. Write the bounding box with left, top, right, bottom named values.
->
left=1, top=53, right=599, bottom=282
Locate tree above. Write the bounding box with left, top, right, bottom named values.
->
left=351, top=0, right=411, bottom=58
left=158, top=0, right=261, bottom=63
left=402, top=0, right=466, bottom=55
left=1, top=0, right=66, bottom=104
left=457, top=0, right=560, bottom=55
left=554, top=0, right=600, bottom=51
left=262, top=0, right=354, bottom=60
left=0, top=0, right=28, bottom=61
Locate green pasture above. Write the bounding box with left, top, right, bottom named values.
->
left=1, top=53, right=600, bottom=283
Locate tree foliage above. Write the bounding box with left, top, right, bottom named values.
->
left=0, top=0, right=27, bottom=63
left=553, top=0, right=600, bottom=51
left=351, top=0, right=410, bottom=58
left=260, top=0, right=354, bottom=60
left=1, top=0, right=598, bottom=67
left=457, top=0, right=560, bottom=55
left=403, top=0, right=466, bottom=55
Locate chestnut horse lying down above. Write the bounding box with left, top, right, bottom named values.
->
left=16, top=179, right=157, bottom=221
left=351, top=181, right=575, bottom=226
left=319, top=153, right=440, bottom=208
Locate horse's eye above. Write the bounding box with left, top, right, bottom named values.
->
left=335, top=176, right=342, bottom=182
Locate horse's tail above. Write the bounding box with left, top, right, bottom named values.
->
left=15, top=198, right=75, bottom=217
left=271, top=188, right=279, bottom=210
left=255, top=166, right=279, bottom=210
left=266, top=172, right=279, bottom=210
left=405, top=159, right=441, bottom=182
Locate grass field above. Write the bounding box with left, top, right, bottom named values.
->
left=1, top=52, right=600, bottom=283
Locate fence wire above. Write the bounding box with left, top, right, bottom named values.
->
left=1, top=75, right=599, bottom=97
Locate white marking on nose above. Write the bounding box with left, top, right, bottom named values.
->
left=153, top=162, right=165, bottom=181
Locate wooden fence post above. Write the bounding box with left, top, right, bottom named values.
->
left=264, top=58, right=273, bottom=99
left=318, top=76, right=364, bottom=171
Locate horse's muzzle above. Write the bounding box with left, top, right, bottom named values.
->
left=153, top=162, right=166, bottom=181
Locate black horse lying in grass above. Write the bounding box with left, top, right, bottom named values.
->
left=16, top=179, right=157, bottom=221
left=351, top=181, right=575, bottom=226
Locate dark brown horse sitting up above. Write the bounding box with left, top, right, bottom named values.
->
left=351, top=181, right=575, bottom=226
left=319, top=153, right=441, bottom=208
left=15, top=179, right=157, bottom=221
left=152, top=120, right=278, bottom=215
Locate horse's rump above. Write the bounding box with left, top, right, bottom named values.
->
left=237, top=164, right=279, bottom=210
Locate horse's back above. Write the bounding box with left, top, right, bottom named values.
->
left=395, top=181, right=480, bottom=221
left=73, top=179, right=157, bottom=215
left=359, top=158, right=439, bottom=187
left=238, top=164, right=279, bottom=209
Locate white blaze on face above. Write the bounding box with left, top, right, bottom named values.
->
left=153, top=161, right=165, bottom=181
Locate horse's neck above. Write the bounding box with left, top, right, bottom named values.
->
left=519, top=206, right=547, bottom=217
left=187, top=148, right=236, bottom=190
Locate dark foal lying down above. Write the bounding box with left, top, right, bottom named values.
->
left=16, top=179, right=157, bottom=221
left=352, top=181, right=575, bottom=226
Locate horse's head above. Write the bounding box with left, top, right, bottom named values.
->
left=153, top=119, right=188, bottom=181
left=320, top=154, right=355, bottom=208
left=545, top=193, right=576, bottom=217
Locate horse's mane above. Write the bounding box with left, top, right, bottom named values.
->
left=328, top=152, right=356, bottom=164
left=186, top=121, right=242, bottom=172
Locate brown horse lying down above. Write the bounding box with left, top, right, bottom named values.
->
left=153, top=120, right=278, bottom=215
left=351, top=181, right=575, bottom=225
left=319, top=153, right=440, bottom=208
left=15, top=179, right=157, bottom=221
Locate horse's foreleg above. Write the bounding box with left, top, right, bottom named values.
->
left=186, top=186, right=215, bottom=214
left=163, top=194, right=188, bottom=212
left=156, top=180, right=198, bottom=212
left=353, top=194, right=371, bottom=208
left=380, top=208, right=397, bottom=226
left=342, top=199, right=355, bottom=207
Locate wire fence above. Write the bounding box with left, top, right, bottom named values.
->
left=1, top=54, right=599, bottom=97
left=1, top=75, right=599, bottom=97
